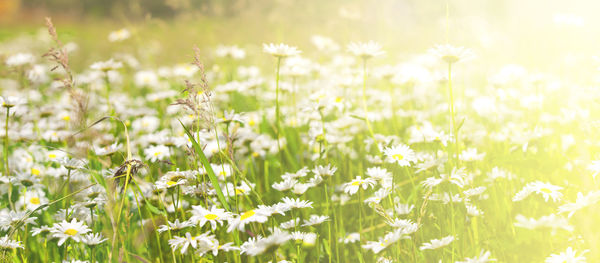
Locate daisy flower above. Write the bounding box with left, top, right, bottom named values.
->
left=108, top=28, right=131, bottom=42
left=263, top=43, right=301, bottom=58
left=155, top=171, right=188, bottom=190
left=50, top=218, right=92, bottom=246
left=343, top=176, right=376, bottom=195
left=545, top=247, right=587, bottom=263
left=558, top=190, right=600, bottom=218
left=90, top=59, right=122, bottom=72
left=157, top=219, right=194, bottom=233
left=144, top=144, right=171, bottom=162
left=419, top=235, right=455, bottom=250
left=17, top=189, right=48, bottom=211
left=189, top=206, right=232, bottom=230
left=81, top=233, right=108, bottom=246
left=5, top=53, right=35, bottom=67
left=383, top=144, right=416, bottom=167
left=587, top=160, right=600, bottom=179
left=240, top=229, right=291, bottom=256
left=347, top=41, right=385, bottom=59
left=281, top=197, right=313, bottom=210
left=312, top=164, right=337, bottom=177
left=456, top=250, right=496, bottom=263
left=226, top=208, right=270, bottom=233
left=302, top=215, right=329, bottom=227
left=429, top=44, right=475, bottom=64
left=339, top=232, right=360, bottom=244
left=168, top=232, right=199, bottom=254
left=0, top=235, right=24, bottom=250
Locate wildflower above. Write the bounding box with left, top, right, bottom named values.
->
left=545, top=247, right=587, bottom=263
left=1, top=96, right=24, bottom=109
left=281, top=197, right=313, bottom=210
left=168, top=232, right=200, bottom=254
left=347, top=41, right=385, bottom=59
left=558, top=190, right=600, bottom=218
left=513, top=181, right=563, bottom=202
left=456, top=250, right=496, bottom=263
left=429, top=44, right=475, bottom=64
left=280, top=218, right=300, bottom=229
left=90, top=59, right=122, bottom=72
left=157, top=219, right=194, bottom=233
left=81, top=233, right=108, bottom=246
left=189, top=206, right=231, bottom=230
left=394, top=202, right=414, bottom=215
left=240, top=229, right=291, bottom=256
left=339, top=232, right=360, bottom=243
left=383, top=144, right=416, bottom=167
left=419, top=235, right=455, bottom=250
left=155, top=171, right=188, bottom=189
left=459, top=148, right=486, bottom=162
left=302, top=215, right=329, bottom=227
left=0, top=236, right=24, bottom=250
left=5, top=53, right=35, bottom=67
left=291, top=231, right=317, bottom=246
left=50, top=218, right=92, bottom=246
left=108, top=28, right=131, bottom=42
left=514, top=214, right=573, bottom=231
left=263, top=43, right=301, bottom=58
left=31, top=225, right=52, bottom=237
left=312, top=164, right=337, bottom=177
left=343, top=176, right=376, bottom=195
left=59, top=157, right=87, bottom=170
left=144, top=144, right=171, bottom=163
left=93, top=142, right=121, bottom=156
left=272, top=178, right=297, bottom=192
left=0, top=210, right=37, bottom=231
left=134, top=70, right=159, bottom=87
left=587, top=160, right=600, bottom=179
left=363, top=231, right=408, bottom=254
left=227, top=208, right=270, bottom=232
left=17, top=189, right=48, bottom=211
left=215, top=45, right=246, bottom=59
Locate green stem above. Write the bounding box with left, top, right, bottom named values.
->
left=361, top=59, right=379, bottom=154
left=4, top=107, right=9, bottom=176
left=4, top=107, right=14, bottom=210
left=447, top=62, right=459, bottom=167
left=274, top=57, right=284, bottom=171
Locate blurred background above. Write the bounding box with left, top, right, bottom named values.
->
left=1, top=0, right=599, bottom=82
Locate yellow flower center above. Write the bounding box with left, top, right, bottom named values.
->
left=166, top=181, right=177, bottom=186
left=335, top=97, right=343, bottom=103
left=31, top=168, right=40, bottom=176
left=393, top=154, right=404, bottom=161
left=204, top=214, right=219, bottom=220
left=249, top=119, right=256, bottom=126
left=351, top=181, right=363, bottom=186
left=252, top=152, right=259, bottom=158
left=29, top=197, right=40, bottom=205
left=62, top=115, right=70, bottom=121
left=48, top=153, right=57, bottom=159
left=235, top=188, right=246, bottom=195
left=540, top=188, right=552, bottom=194
left=64, top=228, right=78, bottom=236
left=240, top=210, right=255, bottom=220
left=154, top=151, right=161, bottom=157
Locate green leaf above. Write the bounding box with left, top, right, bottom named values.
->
left=145, top=202, right=165, bottom=216
left=179, top=120, right=231, bottom=212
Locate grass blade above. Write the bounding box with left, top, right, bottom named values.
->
left=179, top=120, right=231, bottom=212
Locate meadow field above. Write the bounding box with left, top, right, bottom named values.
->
left=0, top=1, right=599, bottom=262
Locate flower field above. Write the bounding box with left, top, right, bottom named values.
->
left=0, top=1, right=599, bottom=262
